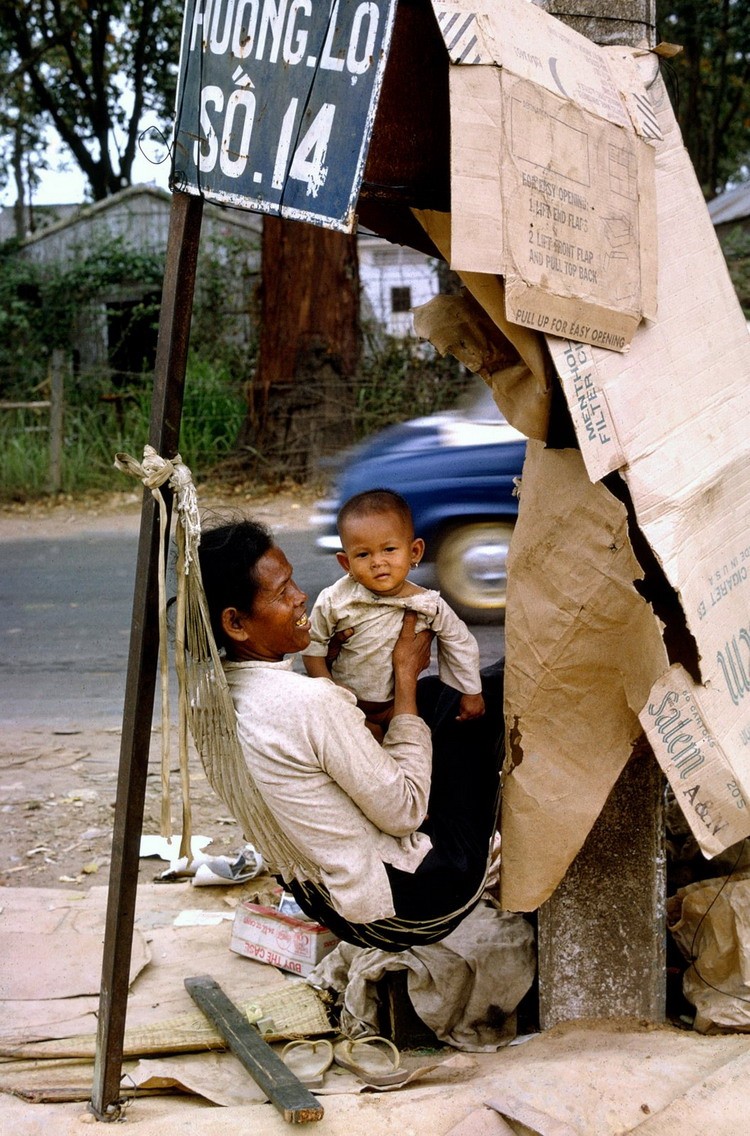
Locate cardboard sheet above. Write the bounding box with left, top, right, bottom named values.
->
left=5, top=1019, right=750, bottom=1132
left=412, top=208, right=552, bottom=439
left=500, top=440, right=668, bottom=911
left=432, top=0, right=658, bottom=350
left=0, top=929, right=150, bottom=1001
left=482, top=1023, right=750, bottom=1136
left=127, top=1052, right=268, bottom=1106
left=547, top=64, right=750, bottom=859
left=0, top=883, right=312, bottom=1051
left=412, top=290, right=548, bottom=440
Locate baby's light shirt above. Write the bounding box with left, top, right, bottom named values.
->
left=303, top=575, right=482, bottom=702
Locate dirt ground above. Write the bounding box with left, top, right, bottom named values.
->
left=0, top=722, right=252, bottom=891
left=0, top=483, right=322, bottom=893
left=5, top=492, right=750, bottom=1136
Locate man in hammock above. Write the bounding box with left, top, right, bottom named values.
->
left=198, top=518, right=504, bottom=951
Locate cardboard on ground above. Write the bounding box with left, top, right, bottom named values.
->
left=547, top=63, right=750, bottom=858
left=432, top=0, right=657, bottom=351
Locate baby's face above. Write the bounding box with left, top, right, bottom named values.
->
left=337, top=510, right=422, bottom=597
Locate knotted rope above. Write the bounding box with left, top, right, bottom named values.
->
left=114, top=447, right=194, bottom=857
left=114, top=446, right=320, bottom=881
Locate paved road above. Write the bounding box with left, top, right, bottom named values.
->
left=0, top=527, right=504, bottom=728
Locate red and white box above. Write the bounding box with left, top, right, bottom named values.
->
left=230, top=901, right=339, bottom=977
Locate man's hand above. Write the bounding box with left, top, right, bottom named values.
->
left=326, top=626, right=354, bottom=669
left=390, top=611, right=433, bottom=719
left=393, top=611, right=433, bottom=679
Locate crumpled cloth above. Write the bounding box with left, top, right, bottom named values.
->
left=307, top=899, right=536, bottom=1051
left=668, top=871, right=750, bottom=1033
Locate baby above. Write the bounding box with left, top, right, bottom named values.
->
left=302, top=488, right=485, bottom=736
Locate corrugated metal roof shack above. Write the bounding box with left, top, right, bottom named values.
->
left=17, top=185, right=262, bottom=377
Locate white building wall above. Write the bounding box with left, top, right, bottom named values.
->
left=358, top=236, right=440, bottom=337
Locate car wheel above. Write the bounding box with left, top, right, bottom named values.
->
left=435, top=522, right=515, bottom=624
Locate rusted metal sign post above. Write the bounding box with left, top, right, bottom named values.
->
left=90, top=192, right=203, bottom=1117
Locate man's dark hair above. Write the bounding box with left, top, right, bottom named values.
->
left=336, top=489, right=414, bottom=538
left=198, top=517, right=274, bottom=647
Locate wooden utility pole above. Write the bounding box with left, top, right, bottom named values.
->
left=238, top=217, right=361, bottom=482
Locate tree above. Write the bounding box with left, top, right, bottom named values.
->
left=657, top=0, right=750, bottom=198
left=0, top=22, right=49, bottom=237
left=0, top=1, right=182, bottom=204
left=238, top=216, right=361, bottom=483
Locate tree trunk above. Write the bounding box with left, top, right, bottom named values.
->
left=238, top=216, right=361, bottom=483
left=11, top=126, right=26, bottom=240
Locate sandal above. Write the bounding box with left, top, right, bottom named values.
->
left=333, top=1036, right=410, bottom=1087
left=280, top=1038, right=334, bottom=1087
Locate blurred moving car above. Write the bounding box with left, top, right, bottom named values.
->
left=312, top=382, right=527, bottom=623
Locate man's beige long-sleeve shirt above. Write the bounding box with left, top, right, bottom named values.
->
left=223, top=658, right=433, bottom=924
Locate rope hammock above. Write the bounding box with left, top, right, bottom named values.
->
left=114, top=446, right=320, bottom=882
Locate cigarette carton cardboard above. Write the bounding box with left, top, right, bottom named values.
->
left=432, top=0, right=658, bottom=351
left=548, top=64, right=750, bottom=859
left=499, top=440, right=669, bottom=911
left=230, top=901, right=339, bottom=977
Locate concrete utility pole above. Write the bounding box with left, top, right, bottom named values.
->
left=531, top=0, right=665, bottom=1028
left=536, top=0, right=656, bottom=49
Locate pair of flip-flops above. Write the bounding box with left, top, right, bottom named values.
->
left=281, top=1036, right=409, bottom=1088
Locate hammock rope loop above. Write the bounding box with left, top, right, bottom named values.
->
left=114, top=447, right=320, bottom=881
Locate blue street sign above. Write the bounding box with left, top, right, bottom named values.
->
left=172, top=0, right=398, bottom=231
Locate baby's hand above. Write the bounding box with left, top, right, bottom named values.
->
left=456, top=692, right=485, bottom=721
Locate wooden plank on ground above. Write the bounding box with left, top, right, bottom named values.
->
left=184, top=975, right=324, bottom=1124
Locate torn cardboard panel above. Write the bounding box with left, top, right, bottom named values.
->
left=548, top=66, right=750, bottom=858
left=500, top=440, right=668, bottom=912
left=446, top=65, right=504, bottom=276
left=434, top=0, right=657, bottom=350
left=412, top=291, right=547, bottom=439
left=434, top=0, right=633, bottom=129
left=127, top=1052, right=267, bottom=1106
left=547, top=338, right=626, bottom=480
left=482, top=1024, right=750, bottom=1136
left=412, top=209, right=552, bottom=440
left=0, top=930, right=150, bottom=1001
left=639, top=667, right=750, bottom=857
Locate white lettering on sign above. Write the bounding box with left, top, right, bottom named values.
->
left=287, top=102, right=334, bottom=196
left=195, top=84, right=223, bottom=170
left=348, top=2, right=379, bottom=74
left=185, top=0, right=381, bottom=194
left=220, top=88, right=257, bottom=176
left=283, top=0, right=312, bottom=64
left=196, top=77, right=335, bottom=195
left=189, top=0, right=379, bottom=73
